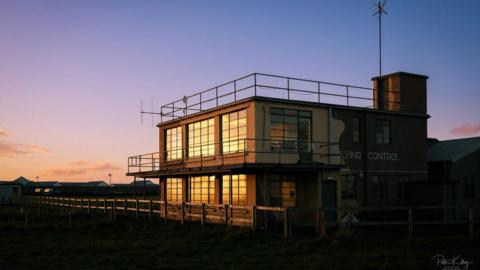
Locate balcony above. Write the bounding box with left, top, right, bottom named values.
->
left=155, top=73, right=379, bottom=124
left=127, top=139, right=342, bottom=176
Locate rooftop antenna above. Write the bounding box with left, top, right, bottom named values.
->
left=373, top=0, right=388, bottom=76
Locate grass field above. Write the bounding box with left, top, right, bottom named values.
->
left=0, top=205, right=478, bottom=270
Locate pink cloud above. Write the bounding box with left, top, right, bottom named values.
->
left=0, top=141, right=50, bottom=158
left=451, top=122, right=480, bottom=136
left=0, top=129, right=12, bottom=137
left=45, top=160, right=121, bottom=177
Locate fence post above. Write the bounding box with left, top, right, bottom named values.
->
left=87, top=199, right=91, bottom=215
left=95, top=199, right=99, bottom=213
left=408, top=208, right=413, bottom=241
left=149, top=200, right=153, bottom=220
left=135, top=199, right=139, bottom=218
left=104, top=199, right=107, bottom=214
left=224, top=205, right=229, bottom=225
left=112, top=199, right=117, bottom=221
left=163, top=201, right=168, bottom=224
left=201, top=203, right=205, bottom=226
left=181, top=202, right=185, bottom=225
left=69, top=210, right=72, bottom=228
left=316, top=208, right=326, bottom=237
left=252, top=206, right=257, bottom=231
left=469, top=208, right=474, bottom=238
left=124, top=199, right=128, bottom=216
left=284, top=208, right=290, bottom=239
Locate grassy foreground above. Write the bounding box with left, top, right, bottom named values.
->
left=0, top=206, right=478, bottom=270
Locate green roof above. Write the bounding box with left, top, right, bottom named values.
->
left=428, top=136, right=480, bottom=162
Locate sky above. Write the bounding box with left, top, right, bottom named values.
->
left=1, top=0, right=479, bottom=183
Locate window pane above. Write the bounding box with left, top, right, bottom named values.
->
left=222, top=110, right=247, bottom=154
left=166, top=126, right=183, bottom=161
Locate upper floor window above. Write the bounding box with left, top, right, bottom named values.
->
left=188, top=118, right=215, bottom=158
left=166, top=177, right=183, bottom=202
left=222, top=174, right=247, bottom=206
left=165, top=126, right=183, bottom=161
left=222, top=110, right=246, bottom=154
left=352, top=118, right=361, bottom=143
left=189, top=175, right=215, bottom=204
left=270, top=108, right=311, bottom=152
left=397, top=175, right=410, bottom=200
left=464, top=175, right=475, bottom=198
left=376, top=120, right=391, bottom=144
left=371, top=175, right=386, bottom=199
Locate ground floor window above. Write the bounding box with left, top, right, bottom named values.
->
left=371, top=175, right=386, bottom=199
left=269, top=175, right=296, bottom=207
left=166, top=177, right=183, bottom=202
left=341, top=174, right=356, bottom=199
left=222, top=174, right=247, bottom=206
left=189, top=176, right=215, bottom=204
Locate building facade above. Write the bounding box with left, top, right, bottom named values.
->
left=127, top=71, right=429, bottom=224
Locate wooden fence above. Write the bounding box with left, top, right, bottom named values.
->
left=20, top=196, right=291, bottom=238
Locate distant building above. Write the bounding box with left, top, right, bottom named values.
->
left=426, top=137, right=480, bottom=208
left=0, top=183, right=21, bottom=204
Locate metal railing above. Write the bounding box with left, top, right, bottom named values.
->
left=127, top=138, right=342, bottom=174
left=158, top=73, right=399, bottom=123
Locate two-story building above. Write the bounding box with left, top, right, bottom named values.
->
left=127, top=71, right=429, bottom=225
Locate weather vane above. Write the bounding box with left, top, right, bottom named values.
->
left=373, top=0, right=388, bottom=76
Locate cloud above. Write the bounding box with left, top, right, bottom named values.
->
left=451, top=122, right=480, bottom=136
left=0, top=129, right=12, bottom=137
left=89, top=161, right=121, bottom=171
left=45, top=160, right=122, bottom=177
left=0, top=141, right=50, bottom=158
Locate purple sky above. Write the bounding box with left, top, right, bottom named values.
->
left=1, top=0, right=479, bottom=182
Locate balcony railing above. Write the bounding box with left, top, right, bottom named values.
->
left=156, top=73, right=397, bottom=123
left=127, top=139, right=342, bottom=174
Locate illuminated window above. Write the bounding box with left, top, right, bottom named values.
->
left=188, top=118, right=215, bottom=158
left=376, top=120, right=391, bottom=144
left=222, top=174, right=247, bottom=205
left=352, top=118, right=361, bottom=143
left=189, top=176, right=215, bottom=204
left=269, top=176, right=296, bottom=207
left=371, top=175, right=386, bottom=199
left=166, top=178, right=183, bottom=202
left=222, top=110, right=247, bottom=154
left=165, top=126, right=183, bottom=161
left=270, top=108, right=311, bottom=152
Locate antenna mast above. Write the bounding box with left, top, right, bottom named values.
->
left=373, top=0, right=388, bottom=76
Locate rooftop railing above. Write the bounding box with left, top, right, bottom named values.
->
left=158, top=73, right=395, bottom=123
left=127, top=138, right=342, bottom=174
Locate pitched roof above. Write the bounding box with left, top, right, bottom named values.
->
left=428, top=136, right=480, bottom=162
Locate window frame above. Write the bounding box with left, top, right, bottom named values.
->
left=221, top=109, right=247, bottom=155
left=188, top=175, right=215, bottom=204
left=222, top=174, right=247, bottom=206
left=165, top=126, right=183, bottom=161
left=270, top=107, right=312, bottom=152
left=375, top=119, right=391, bottom=145
left=352, top=117, right=361, bottom=143
left=166, top=177, right=183, bottom=203
left=187, top=118, right=215, bottom=158
left=371, top=175, right=387, bottom=199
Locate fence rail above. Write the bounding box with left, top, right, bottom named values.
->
left=21, top=196, right=291, bottom=238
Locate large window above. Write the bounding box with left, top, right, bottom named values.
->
left=188, top=118, right=215, bottom=158
left=270, top=108, right=311, bottom=152
left=371, top=175, right=386, bottom=199
left=166, top=178, right=183, bottom=202
left=222, top=110, right=247, bottom=154
left=165, top=126, right=182, bottom=161
left=341, top=174, right=356, bottom=199
left=189, top=176, right=215, bottom=204
left=222, top=174, right=247, bottom=206
left=376, top=120, right=391, bottom=144
left=352, top=118, right=361, bottom=143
